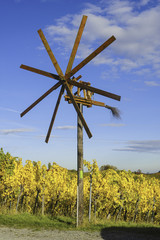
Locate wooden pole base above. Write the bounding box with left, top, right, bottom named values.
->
left=77, top=103, right=84, bottom=227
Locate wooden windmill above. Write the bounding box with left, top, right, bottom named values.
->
left=20, top=15, right=121, bottom=225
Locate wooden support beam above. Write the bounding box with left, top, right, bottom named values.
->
left=74, top=81, right=91, bottom=98
left=92, top=100, right=105, bottom=107
left=65, top=15, right=87, bottom=75
left=65, top=95, right=106, bottom=108
left=65, top=35, right=116, bottom=79
left=86, top=90, right=92, bottom=99
left=77, top=103, right=84, bottom=226
left=64, top=95, right=92, bottom=107
left=77, top=87, right=81, bottom=96
left=64, top=82, right=92, bottom=138
left=68, top=76, right=82, bottom=93
left=83, top=89, right=87, bottom=99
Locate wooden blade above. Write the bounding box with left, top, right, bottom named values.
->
left=65, top=35, right=116, bottom=79
left=38, top=29, right=64, bottom=79
left=20, top=64, right=60, bottom=81
left=20, top=64, right=82, bottom=82
left=65, top=15, right=87, bottom=75
left=64, top=81, right=92, bottom=138
left=20, top=65, right=120, bottom=101
left=75, top=75, right=82, bottom=81
left=20, top=82, right=61, bottom=117
left=45, top=85, right=64, bottom=143
left=68, top=79, right=121, bottom=101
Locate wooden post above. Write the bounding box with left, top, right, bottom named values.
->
left=89, top=172, right=92, bottom=222
left=77, top=103, right=84, bottom=226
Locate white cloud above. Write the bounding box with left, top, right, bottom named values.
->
left=0, top=128, right=34, bottom=135
left=0, top=106, right=20, bottom=113
left=54, top=125, right=76, bottom=130
left=106, top=0, right=133, bottom=19
left=114, top=140, right=160, bottom=153
left=42, top=0, right=160, bottom=77
left=144, top=81, right=160, bottom=86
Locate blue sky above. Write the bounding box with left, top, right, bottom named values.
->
left=0, top=0, right=160, bottom=172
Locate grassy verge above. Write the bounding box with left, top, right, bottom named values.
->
left=0, top=213, right=160, bottom=233
left=0, top=213, right=76, bottom=230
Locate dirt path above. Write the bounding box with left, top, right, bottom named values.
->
left=0, top=227, right=101, bottom=240
left=0, top=226, right=160, bottom=240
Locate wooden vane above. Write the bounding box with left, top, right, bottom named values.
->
left=20, top=15, right=121, bottom=143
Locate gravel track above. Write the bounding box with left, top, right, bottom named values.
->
left=0, top=226, right=160, bottom=240
left=0, top=227, right=101, bottom=240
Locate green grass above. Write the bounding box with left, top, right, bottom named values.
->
left=0, top=213, right=160, bottom=233
left=0, top=213, right=76, bottom=230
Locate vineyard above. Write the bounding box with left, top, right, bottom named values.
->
left=0, top=148, right=160, bottom=224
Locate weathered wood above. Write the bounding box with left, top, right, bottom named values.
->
left=16, top=184, right=23, bottom=212
left=65, top=35, right=116, bottom=79
left=20, top=82, right=61, bottom=117
left=87, top=90, right=92, bottom=99
left=20, top=64, right=61, bottom=81
left=20, top=64, right=81, bottom=82
left=45, top=86, right=64, bottom=143
left=77, top=103, right=84, bottom=226
left=64, top=95, right=92, bottom=107
left=34, top=30, right=92, bottom=139
left=89, top=172, right=92, bottom=222
left=21, top=66, right=91, bottom=138
left=83, top=89, right=87, bottom=99
left=64, top=82, right=92, bottom=138
left=20, top=65, right=121, bottom=101
left=38, top=29, right=64, bottom=79
left=68, top=79, right=121, bottom=101
left=65, top=15, right=87, bottom=75
left=74, top=88, right=82, bottom=96
left=74, top=81, right=90, bottom=97
left=77, top=87, right=81, bottom=96
left=65, top=95, right=106, bottom=107
left=20, top=16, right=121, bottom=147
left=74, top=75, right=82, bottom=81
left=92, top=100, right=105, bottom=107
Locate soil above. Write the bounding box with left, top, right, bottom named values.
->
left=0, top=226, right=159, bottom=240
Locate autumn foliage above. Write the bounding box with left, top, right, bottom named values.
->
left=0, top=148, right=160, bottom=223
